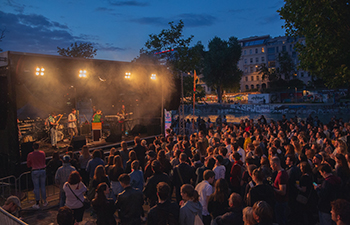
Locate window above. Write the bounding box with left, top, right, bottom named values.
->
left=261, top=47, right=265, bottom=53
left=245, top=76, right=248, bottom=81
left=251, top=76, right=254, bottom=81
left=256, top=84, right=260, bottom=89
left=251, top=85, right=254, bottom=89
left=245, top=85, right=249, bottom=90
left=244, top=59, right=247, bottom=64
left=249, top=49, right=252, bottom=54
left=282, top=45, right=286, bottom=51
left=256, top=76, right=259, bottom=81
left=244, top=50, right=247, bottom=55
left=250, top=66, right=254, bottom=73
left=256, top=57, right=259, bottom=63
left=250, top=58, right=253, bottom=63
left=267, top=47, right=275, bottom=54
left=255, top=48, right=258, bottom=54
left=301, top=72, right=304, bottom=77
left=256, top=67, right=259, bottom=72
left=290, top=44, right=293, bottom=51
left=276, top=46, right=279, bottom=53
left=245, top=68, right=248, bottom=73
left=261, top=57, right=265, bottom=62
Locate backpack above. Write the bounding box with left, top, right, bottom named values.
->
left=194, top=214, right=204, bottom=225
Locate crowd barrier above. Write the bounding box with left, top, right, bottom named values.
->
left=0, top=207, right=28, bottom=225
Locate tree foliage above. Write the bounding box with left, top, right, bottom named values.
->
left=202, top=36, right=242, bottom=103
left=57, top=42, right=97, bottom=58
left=258, top=51, right=296, bottom=83
left=141, top=20, right=203, bottom=74
left=183, top=75, right=206, bottom=103
left=278, top=0, right=350, bottom=88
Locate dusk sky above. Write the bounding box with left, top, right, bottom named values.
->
left=1, top=0, right=286, bottom=62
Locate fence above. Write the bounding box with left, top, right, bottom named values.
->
left=0, top=207, right=28, bottom=225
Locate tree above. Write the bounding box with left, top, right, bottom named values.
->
left=278, top=0, right=350, bottom=88
left=258, top=50, right=296, bottom=90
left=142, top=20, right=203, bottom=74
left=57, top=42, right=97, bottom=58
left=202, top=36, right=242, bottom=103
left=0, top=28, right=5, bottom=52
left=183, top=75, right=206, bottom=103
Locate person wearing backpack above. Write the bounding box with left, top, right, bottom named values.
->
left=179, top=184, right=203, bottom=225
left=230, top=152, right=245, bottom=194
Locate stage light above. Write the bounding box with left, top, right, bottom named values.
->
left=151, top=74, right=157, bottom=80
left=125, top=72, right=131, bottom=79
left=35, top=67, right=45, bottom=76
left=79, top=69, right=87, bottom=78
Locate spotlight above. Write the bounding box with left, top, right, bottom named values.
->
left=125, top=72, right=131, bottom=79
left=79, top=69, right=87, bottom=78
left=151, top=74, right=156, bottom=80
left=35, top=67, right=45, bottom=76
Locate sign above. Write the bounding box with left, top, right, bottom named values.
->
left=248, top=94, right=270, bottom=104
left=164, top=109, right=172, bottom=137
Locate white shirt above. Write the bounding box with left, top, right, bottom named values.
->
left=230, top=147, right=246, bottom=163
left=213, top=165, right=226, bottom=180
left=226, top=144, right=232, bottom=156
left=63, top=182, right=87, bottom=209
left=195, top=180, right=213, bottom=216
left=67, top=113, right=77, bottom=128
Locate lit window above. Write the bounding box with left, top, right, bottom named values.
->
left=261, top=47, right=265, bottom=53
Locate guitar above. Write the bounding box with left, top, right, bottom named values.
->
left=54, top=114, right=63, bottom=129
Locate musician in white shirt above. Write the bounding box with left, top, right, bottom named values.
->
left=68, top=108, right=78, bottom=140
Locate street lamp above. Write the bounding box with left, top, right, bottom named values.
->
left=35, top=67, right=45, bottom=76
left=79, top=70, right=87, bottom=78
left=125, top=72, right=131, bottom=79
left=151, top=73, right=164, bottom=134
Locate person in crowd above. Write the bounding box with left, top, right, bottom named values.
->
left=86, top=150, right=105, bottom=179
left=2, top=196, right=21, bottom=217
left=133, top=136, right=146, bottom=169
left=230, top=152, right=244, bottom=194
left=115, top=174, right=144, bottom=225
left=270, top=156, right=288, bottom=225
left=46, top=151, right=63, bottom=184
left=213, top=155, right=226, bottom=181
left=88, top=165, right=110, bottom=201
left=79, top=145, right=91, bottom=185
left=158, top=150, right=172, bottom=175
left=242, top=207, right=256, bottom=225
left=285, top=153, right=301, bottom=222
left=179, top=184, right=202, bottom=225
left=57, top=206, right=75, bottom=225
left=63, top=171, right=87, bottom=224
left=247, top=168, right=275, bottom=208
left=108, top=155, right=124, bottom=197
left=143, top=160, right=171, bottom=207
left=147, top=182, right=180, bottom=225
left=213, top=193, right=244, bottom=225
left=105, top=155, right=114, bottom=173
left=55, top=155, right=76, bottom=207
left=26, top=142, right=47, bottom=209
left=119, top=141, right=129, bottom=169
left=331, top=199, right=350, bottom=225
left=208, top=178, right=230, bottom=221
left=92, top=182, right=117, bottom=225
left=195, top=157, right=216, bottom=186
left=125, top=150, right=137, bottom=174
left=144, top=150, right=157, bottom=181
left=315, top=163, right=342, bottom=225
left=252, top=201, right=274, bottom=225
left=172, top=153, right=195, bottom=203
left=129, top=160, right=144, bottom=191
left=195, top=170, right=215, bottom=225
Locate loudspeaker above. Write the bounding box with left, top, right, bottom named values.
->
left=21, top=141, right=34, bottom=162
left=72, top=136, right=86, bottom=150
left=105, top=134, right=122, bottom=143
left=130, top=124, right=146, bottom=135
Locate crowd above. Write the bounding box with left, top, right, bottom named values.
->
left=20, top=114, right=350, bottom=225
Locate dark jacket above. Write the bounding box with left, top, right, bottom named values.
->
left=133, top=144, right=146, bottom=169
left=316, top=174, right=341, bottom=213
left=115, top=186, right=144, bottom=225
left=214, top=207, right=243, bottom=225
left=172, top=163, right=194, bottom=187
left=92, top=198, right=117, bottom=225
left=143, top=172, right=171, bottom=207
left=247, top=184, right=275, bottom=208
left=147, top=199, right=180, bottom=225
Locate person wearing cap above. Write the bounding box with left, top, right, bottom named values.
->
left=26, top=142, right=47, bottom=209
left=2, top=196, right=21, bottom=217
left=55, top=155, right=76, bottom=207
left=213, top=155, right=226, bottom=180
left=144, top=150, right=157, bottom=181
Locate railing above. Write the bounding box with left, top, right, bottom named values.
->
left=0, top=175, right=17, bottom=200
left=0, top=207, right=28, bottom=225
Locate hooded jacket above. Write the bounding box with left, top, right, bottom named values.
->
left=179, top=200, right=202, bottom=225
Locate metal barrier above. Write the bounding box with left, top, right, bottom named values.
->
left=0, top=175, right=17, bottom=200
left=0, top=207, right=28, bottom=225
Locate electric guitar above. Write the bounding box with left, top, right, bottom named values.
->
left=54, top=114, right=63, bottom=129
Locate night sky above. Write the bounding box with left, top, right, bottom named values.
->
left=1, top=0, right=285, bottom=62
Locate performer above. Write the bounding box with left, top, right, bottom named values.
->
left=92, top=110, right=102, bottom=123
left=48, top=112, right=62, bottom=149
left=67, top=108, right=78, bottom=140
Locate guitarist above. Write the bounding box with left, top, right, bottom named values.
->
left=67, top=108, right=78, bottom=141
left=48, top=112, right=62, bottom=149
